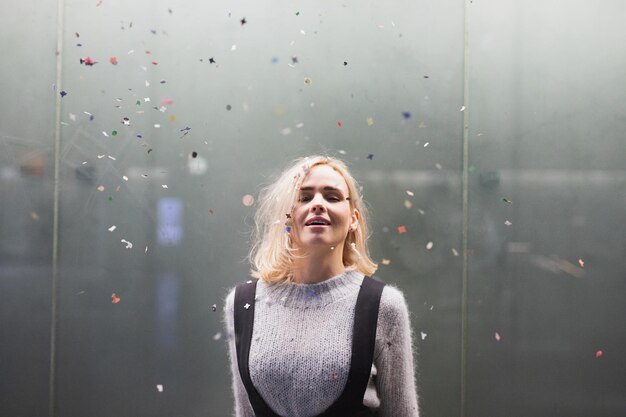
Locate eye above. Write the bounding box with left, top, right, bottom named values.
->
left=327, top=195, right=341, bottom=202
left=298, top=195, right=312, bottom=202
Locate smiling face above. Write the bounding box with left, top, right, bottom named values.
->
left=291, top=164, right=359, bottom=252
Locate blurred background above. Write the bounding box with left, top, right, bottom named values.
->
left=1, top=0, right=625, bottom=416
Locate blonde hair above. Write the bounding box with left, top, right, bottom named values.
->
left=248, top=155, right=378, bottom=283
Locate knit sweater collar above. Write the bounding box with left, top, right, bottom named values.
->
left=258, top=270, right=364, bottom=309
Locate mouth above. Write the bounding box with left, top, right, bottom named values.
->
left=305, top=219, right=331, bottom=227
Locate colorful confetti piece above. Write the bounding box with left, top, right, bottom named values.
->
left=242, top=194, right=255, bottom=206
left=397, top=225, right=407, bottom=234
left=111, top=293, right=120, bottom=304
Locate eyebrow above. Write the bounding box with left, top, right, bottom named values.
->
left=299, top=186, right=345, bottom=193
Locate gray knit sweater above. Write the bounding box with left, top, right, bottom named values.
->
left=222, top=270, right=419, bottom=417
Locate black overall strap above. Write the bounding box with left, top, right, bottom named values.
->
left=234, top=279, right=278, bottom=417
left=234, top=276, right=385, bottom=417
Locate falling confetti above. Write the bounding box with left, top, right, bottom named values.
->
left=80, top=57, right=97, bottom=66
left=240, top=17, right=247, bottom=25
left=108, top=225, right=117, bottom=232
left=156, top=384, right=164, bottom=392
left=420, top=332, right=427, bottom=340
left=397, top=225, right=407, bottom=234
left=595, top=350, right=603, bottom=358
left=381, top=258, right=391, bottom=265
left=111, top=293, right=120, bottom=304
left=244, top=303, right=251, bottom=310
left=120, top=239, right=133, bottom=249
left=60, top=91, right=67, bottom=97
left=504, top=220, right=512, bottom=226
left=578, top=259, right=584, bottom=267
left=367, top=154, right=374, bottom=160
left=97, top=185, right=105, bottom=192
left=402, top=112, right=411, bottom=119
left=109, top=56, right=118, bottom=65
left=418, top=121, right=427, bottom=128
left=367, top=117, right=374, bottom=126
left=406, top=190, right=414, bottom=196
left=213, top=332, right=222, bottom=341
left=211, top=304, right=217, bottom=312
left=404, top=200, right=412, bottom=209
left=304, top=77, right=312, bottom=85
left=460, top=105, right=466, bottom=111
left=495, top=332, right=501, bottom=341
left=501, top=197, right=512, bottom=204
left=337, top=121, right=342, bottom=127
left=426, top=241, right=433, bottom=250
left=242, top=194, right=254, bottom=206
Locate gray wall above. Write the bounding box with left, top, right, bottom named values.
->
left=1, top=0, right=624, bottom=416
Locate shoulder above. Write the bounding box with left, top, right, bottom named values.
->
left=376, top=282, right=412, bottom=333
left=222, top=278, right=260, bottom=314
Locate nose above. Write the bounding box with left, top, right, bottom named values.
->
left=310, top=193, right=327, bottom=212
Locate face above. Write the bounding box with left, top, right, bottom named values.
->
left=291, top=164, right=359, bottom=252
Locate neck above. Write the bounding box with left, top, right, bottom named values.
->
left=291, top=247, right=346, bottom=284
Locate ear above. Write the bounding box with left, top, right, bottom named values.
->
left=351, top=208, right=360, bottom=230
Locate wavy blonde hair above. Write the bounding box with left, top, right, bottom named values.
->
left=248, top=155, right=378, bottom=283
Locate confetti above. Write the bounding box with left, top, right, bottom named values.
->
left=381, top=258, right=391, bottom=265
left=111, top=293, right=120, bottom=304
left=397, top=225, right=407, bottom=234
left=367, top=154, right=374, bottom=160
left=406, top=190, right=414, bottom=196
left=595, top=350, right=603, bottom=358
left=404, top=200, right=412, bottom=209
left=501, top=197, right=512, bottom=204
left=304, top=77, right=312, bottom=85
left=418, top=121, right=427, bottom=128
left=504, top=220, right=512, bottom=226
left=426, top=241, right=433, bottom=250
left=213, top=332, right=222, bottom=341
left=343, top=61, right=348, bottom=66
left=108, top=225, right=117, bottom=232
left=109, top=56, right=118, bottom=65
left=97, top=185, right=105, bottom=192
left=211, top=304, right=217, bottom=312
left=242, top=194, right=255, bottom=206
left=231, top=44, right=237, bottom=51
left=156, top=384, right=164, bottom=392
left=226, top=104, right=232, bottom=111
left=240, top=17, right=247, bottom=25
left=162, top=185, right=168, bottom=189
left=578, top=259, right=584, bottom=267
left=402, top=112, right=411, bottom=119
left=367, top=117, right=374, bottom=126
left=120, top=239, right=133, bottom=249
left=80, top=57, right=97, bottom=66
left=60, top=90, right=67, bottom=97
left=244, top=303, right=251, bottom=310
left=122, top=176, right=128, bottom=181
left=452, top=248, right=459, bottom=256
left=424, top=142, right=429, bottom=147
left=192, top=152, right=198, bottom=158
left=460, top=105, right=466, bottom=111
left=495, top=332, right=501, bottom=341
left=420, top=332, right=427, bottom=340
left=31, top=212, right=40, bottom=221
left=295, top=11, right=300, bottom=15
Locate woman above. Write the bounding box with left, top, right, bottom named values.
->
left=223, top=155, right=419, bottom=417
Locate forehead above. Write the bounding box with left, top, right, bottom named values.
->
left=300, top=164, right=349, bottom=192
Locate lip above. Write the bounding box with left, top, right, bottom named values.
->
left=306, top=224, right=329, bottom=228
